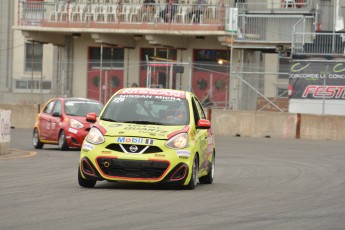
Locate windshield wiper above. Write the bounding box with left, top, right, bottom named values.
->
left=122, top=121, right=165, bottom=125
left=101, top=117, right=117, bottom=122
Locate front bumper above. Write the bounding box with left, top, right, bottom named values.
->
left=65, top=127, right=89, bottom=147
left=79, top=143, right=193, bottom=185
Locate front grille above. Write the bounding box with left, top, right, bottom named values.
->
left=106, top=143, right=163, bottom=154
left=97, top=158, right=169, bottom=179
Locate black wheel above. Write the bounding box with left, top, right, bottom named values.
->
left=33, top=128, right=44, bottom=149
left=185, top=155, right=198, bottom=190
left=58, top=130, right=69, bottom=151
left=78, top=166, right=96, bottom=188
left=199, top=151, right=215, bottom=184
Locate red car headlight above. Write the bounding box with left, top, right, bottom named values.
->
left=69, top=119, right=84, bottom=129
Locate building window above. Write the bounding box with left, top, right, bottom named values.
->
left=278, top=57, right=290, bottom=79
left=193, top=49, right=230, bottom=72
left=89, top=47, right=124, bottom=69
left=25, top=42, right=43, bottom=72
left=13, top=79, right=51, bottom=92
left=277, top=87, right=288, bottom=97
left=140, top=48, right=177, bottom=69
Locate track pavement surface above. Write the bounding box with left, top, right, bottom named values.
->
left=1, top=128, right=345, bottom=230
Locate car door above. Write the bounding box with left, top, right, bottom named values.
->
left=191, top=96, right=211, bottom=173
left=38, top=99, right=56, bottom=141
left=48, top=99, right=63, bottom=142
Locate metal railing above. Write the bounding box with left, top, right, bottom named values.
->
left=236, top=0, right=311, bottom=12
left=292, top=32, right=345, bottom=55
left=291, top=15, right=345, bottom=55
left=236, top=14, right=314, bottom=42
left=18, top=0, right=314, bottom=39
left=19, top=1, right=223, bottom=28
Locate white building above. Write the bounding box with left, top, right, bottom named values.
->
left=1, top=0, right=344, bottom=113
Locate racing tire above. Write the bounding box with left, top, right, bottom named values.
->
left=33, top=128, right=44, bottom=149
left=199, top=151, right=215, bottom=184
left=185, top=155, right=198, bottom=190
left=58, top=130, right=69, bottom=151
left=78, top=167, right=96, bottom=188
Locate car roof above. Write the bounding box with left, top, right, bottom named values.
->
left=57, top=97, right=102, bottom=103
left=118, top=88, right=190, bottom=99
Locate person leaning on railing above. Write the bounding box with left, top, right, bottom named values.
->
left=159, top=0, right=178, bottom=23
left=188, top=0, right=207, bottom=23
left=143, top=0, right=155, bottom=14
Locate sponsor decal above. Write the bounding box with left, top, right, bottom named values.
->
left=289, top=62, right=345, bottom=100
left=179, top=156, right=189, bottom=160
left=117, top=137, right=154, bottom=145
left=154, top=154, right=165, bottom=158
left=119, top=95, right=152, bottom=99
left=117, top=137, right=144, bottom=143
left=302, top=85, right=345, bottom=98
left=154, top=96, right=181, bottom=101
left=120, top=88, right=186, bottom=98
left=108, top=124, right=123, bottom=128
left=176, top=150, right=190, bottom=157
left=145, top=139, right=154, bottom=145
left=124, top=125, right=169, bottom=136
left=68, top=128, right=78, bottom=134
left=290, top=63, right=310, bottom=73
left=101, top=151, right=112, bottom=154
left=83, top=143, right=94, bottom=150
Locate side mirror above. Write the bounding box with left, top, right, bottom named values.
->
left=52, top=112, right=61, bottom=117
left=86, top=112, right=97, bottom=123
left=197, top=119, right=211, bottom=129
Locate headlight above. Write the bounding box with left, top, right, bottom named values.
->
left=69, top=119, right=84, bottom=129
left=86, top=127, right=104, bottom=144
left=165, top=133, right=189, bottom=149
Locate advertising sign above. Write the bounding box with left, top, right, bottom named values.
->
left=288, top=62, right=345, bottom=115
left=0, top=109, right=11, bottom=143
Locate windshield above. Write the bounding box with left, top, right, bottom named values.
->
left=100, top=94, right=190, bottom=126
left=65, top=100, right=103, bottom=117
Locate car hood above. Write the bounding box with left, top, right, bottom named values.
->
left=68, top=116, right=90, bottom=125
left=98, top=120, right=187, bottom=140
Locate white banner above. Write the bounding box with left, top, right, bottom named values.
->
left=0, top=110, right=11, bottom=143
left=226, top=8, right=238, bottom=33
left=335, top=0, right=344, bottom=31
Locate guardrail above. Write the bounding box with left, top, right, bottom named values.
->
left=292, top=31, right=345, bottom=55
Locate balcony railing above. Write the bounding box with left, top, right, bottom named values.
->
left=292, top=32, right=345, bottom=56
left=291, top=16, right=345, bottom=56
left=18, top=0, right=316, bottom=45
left=237, top=14, right=314, bottom=42
left=18, top=1, right=224, bottom=31
left=236, top=0, right=311, bottom=12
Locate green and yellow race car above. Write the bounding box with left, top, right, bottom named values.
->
left=78, top=88, right=215, bottom=189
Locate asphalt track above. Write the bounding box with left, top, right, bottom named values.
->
left=1, top=128, right=345, bottom=230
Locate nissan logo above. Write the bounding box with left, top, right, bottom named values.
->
left=129, top=145, right=138, bottom=152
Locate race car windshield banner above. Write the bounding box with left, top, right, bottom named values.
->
left=288, top=62, right=345, bottom=115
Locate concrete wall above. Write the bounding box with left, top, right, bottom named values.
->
left=0, top=104, right=40, bottom=129
left=1, top=104, right=345, bottom=141
left=212, top=109, right=297, bottom=139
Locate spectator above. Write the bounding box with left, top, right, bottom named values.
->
left=159, top=0, right=178, bottom=23
left=131, top=82, right=138, bottom=87
left=142, top=0, right=155, bottom=15
left=188, top=0, right=207, bottom=23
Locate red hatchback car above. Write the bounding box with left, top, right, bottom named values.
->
left=33, top=97, right=103, bottom=150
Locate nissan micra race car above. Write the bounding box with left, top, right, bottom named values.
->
left=78, top=88, right=215, bottom=189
